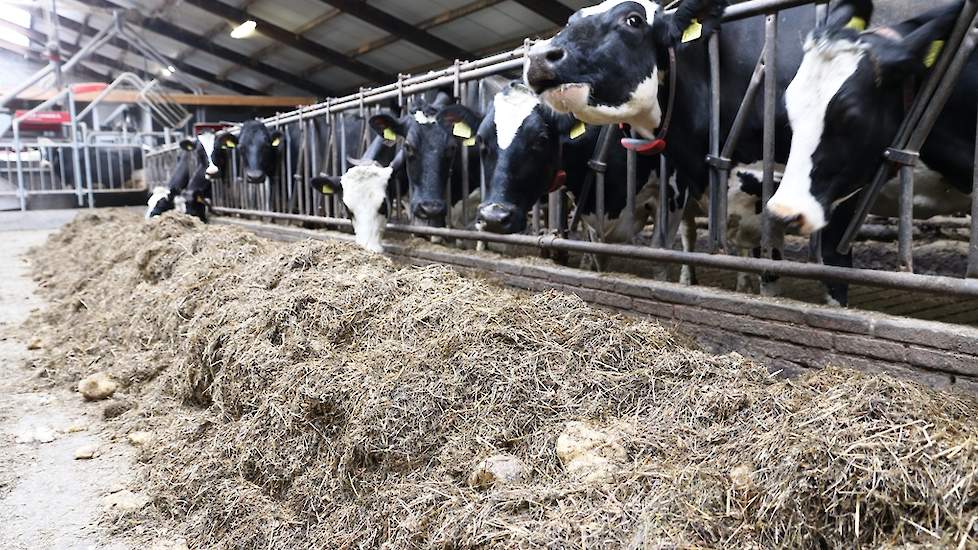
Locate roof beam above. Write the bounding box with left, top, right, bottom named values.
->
left=75, top=0, right=334, bottom=96
left=54, top=13, right=267, bottom=96
left=511, top=0, right=573, bottom=25
left=317, top=0, right=471, bottom=60
left=301, top=0, right=505, bottom=79
left=179, top=0, right=391, bottom=84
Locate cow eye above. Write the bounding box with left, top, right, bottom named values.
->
left=624, top=13, right=644, bottom=28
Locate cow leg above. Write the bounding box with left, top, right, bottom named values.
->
left=819, top=199, right=858, bottom=307
left=679, top=208, right=698, bottom=286
left=760, top=232, right=784, bottom=298
left=579, top=226, right=606, bottom=272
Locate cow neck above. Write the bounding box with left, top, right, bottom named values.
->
left=620, top=46, right=676, bottom=155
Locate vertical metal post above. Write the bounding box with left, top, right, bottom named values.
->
left=898, top=165, right=914, bottom=272
left=655, top=155, right=669, bottom=248
left=968, top=104, right=978, bottom=279
left=13, top=122, right=25, bottom=211
left=626, top=148, right=637, bottom=220
left=67, top=91, right=88, bottom=207
left=707, top=33, right=724, bottom=252
left=595, top=171, right=606, bottom=241
left=761, top=13, right=778, bottom=259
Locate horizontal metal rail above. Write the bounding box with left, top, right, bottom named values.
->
left=212, top=206, right=978, bottom=298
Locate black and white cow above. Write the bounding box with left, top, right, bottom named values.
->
left=524, top=0, right=881, bottom=303
left=146, top=147, right=210, bottom=222
left=179, top=131, right=229, bottom=180
left=368, top=93, right=483, bottom=227
left=476, top=82, right=662, bottom=242
left=218, top=119, right=287, bottom=185
left=768, top=1, right=975, bottom=303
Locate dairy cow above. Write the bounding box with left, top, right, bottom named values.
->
left=768, top=1, right=975, bottom=303
left=219, top=119, right=294, bottom=185
left=476, top=83, right=663, bottom=242
left=146, top=145, right=211, bottom=222
left=368, top=93, right=483, bottom=227
left=523, top=0, right=891, bottom=303
left=179, top=131, right=229, bottom=180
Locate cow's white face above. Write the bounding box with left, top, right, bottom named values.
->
left=341, top=164, right=392, bottom=253
left=768, top=37, right=866, bottom=234
left=198, top=132, right=220, bottom=176
left=146, top=186, right=171, bottom=219
left=493, top=85, right=540, bottom=151
left=525, top=1, right=663, bottom=137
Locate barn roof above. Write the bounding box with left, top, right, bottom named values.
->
left=17, top=0, right=593, bottom=99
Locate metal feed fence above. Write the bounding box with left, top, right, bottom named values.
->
left=145, top=0, right=978, bottom=300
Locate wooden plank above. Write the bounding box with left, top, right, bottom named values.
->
left=5, top=87, right=316, bottom=107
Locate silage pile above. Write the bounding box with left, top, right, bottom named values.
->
left=24, top=210, right=978, bottom=549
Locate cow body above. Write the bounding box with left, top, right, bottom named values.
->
left=768, top=1, right=975, bottom=304
left=146, top=149, right=210, bottom=222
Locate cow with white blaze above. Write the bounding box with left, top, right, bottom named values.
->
left=525, top=0, right=890, bottom=302
left=768, top=1, right=974, bottom=305
left=146, top=144, right=210, bottom=222
left=476, top=82, right=662, bottom=242
left=179, top=131, right=229, bottom=180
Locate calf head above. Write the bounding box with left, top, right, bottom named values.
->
left=310, top=162, right=398, bottom=253
left=769, top=0, right=959, bottom=234
left=525, top=0, right=726, bottom=136
left=222, top=119, right=284, bottom=184
left=477, top=82, right=592, bottom=234
left=180, top=132, right=229, bottom=179
left=370, top=99, right=481, bottom=226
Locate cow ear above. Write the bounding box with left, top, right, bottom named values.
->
left=219, top=133, right=238, bottom=149
left=823, top=0, right=874, bottom=33
left=880, top=5, right=960, bottom=81
left=310, top=175, right=342, bottom=196
left=270, top=131, right=283, bottom=148
left=662, top=0, right=728, bottom=47
left=179, top=139, right=194, bottom=151
left=369, top=113, right=405, bottom=141
left=437, top=106, right=481, bottom=144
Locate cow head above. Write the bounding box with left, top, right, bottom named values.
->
left=768, top=1, right=958, bottom=234
left=370, top=97, right=481, bottom=226
left=477, top=82, right=590, bottom=234
left=180, top=132, right=229, bottom=180
left=310, top=164, right=394, bottom=253
left=222, top=119, right=284, bottom=184
left=525, top=0, right=726, bottom=137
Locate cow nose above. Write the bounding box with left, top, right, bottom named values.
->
left=478, top=202, right=522, bottom=234
left=246, top=169, right=266, bottom=183
left=414, top=200, right=447, bottom=220
left=526, top=49, right=563, bottom=91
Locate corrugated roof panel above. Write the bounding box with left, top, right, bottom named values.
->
left=301, top=12, right=388, bottom=51
left=358, top=41, right=439, bottom=74
left=247, top=0, right=335, bottom=32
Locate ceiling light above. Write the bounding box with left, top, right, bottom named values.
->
left=230, top=20, right=256, bottom=39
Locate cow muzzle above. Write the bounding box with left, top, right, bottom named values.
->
left=246, top=169, right=267, bottom=184
left=526, top=47, right=565, bottom=93
left=477, top=202, right=524, bottom=234
left=414, top=200, right=447, bottom=222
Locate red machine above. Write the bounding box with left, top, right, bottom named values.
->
left=13, top=110, right=71, bottom=132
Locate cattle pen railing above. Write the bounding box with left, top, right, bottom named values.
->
left=144, top=0, right=978, bottom=302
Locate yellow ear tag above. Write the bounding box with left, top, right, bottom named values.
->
left=845, top=17, right=867, bottom=32
left=924, top=40, right=945, bottom=69
left=463, top=137, right=477, bottom=147
left=681, top=19, right=703, bottom=43
left=383, top=128, right=397, bottom=141
left=569, top=121, right=586, bottom=140
left=453, top=122, right=473, bottom=139
left=224, top=141, right=236, bottom=149
left=322, top=185, right=333, bottom=195
left=271, top=137, right=281, bottom=147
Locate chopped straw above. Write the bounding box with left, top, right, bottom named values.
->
left=23, top=210, right=978, bottom=548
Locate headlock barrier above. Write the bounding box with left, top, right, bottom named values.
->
left=144, top=0, right=978, bottom=303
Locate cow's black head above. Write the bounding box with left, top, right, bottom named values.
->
left=525, top=0, right=726, bottom=137
left=180, top=132, right=229, bottom=180
left=476, top=83, right=589, bottom=234
left=769, top=1, right=959, bottom=234
left=370, top=99, right=481, bottom=226
left=221, top=120, right=283, bottom=185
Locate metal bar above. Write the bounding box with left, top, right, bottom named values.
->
left=211, top=206, right=978, bottom=298
left=655, top=155, right=668, bottom=248
left=969, top=102, right=978, bottom=279
left=898, top=164, right=914, bottom=272
left=761, top=13, right=778, bottom=259
left=707, top=33, right=723, bottom=252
